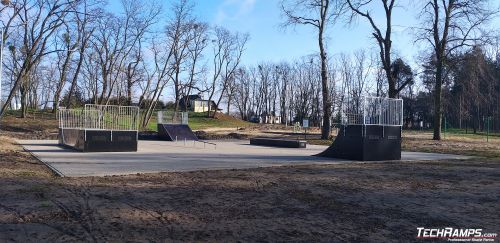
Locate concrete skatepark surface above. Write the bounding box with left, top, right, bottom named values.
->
left=18, top=140, right=472, bottom=177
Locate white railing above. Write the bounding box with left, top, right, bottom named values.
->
left=58, top=105, right=140, bottom=131
left=157, top=111, right=188, bottom=125
left=341, top=96, right=403, bottom=126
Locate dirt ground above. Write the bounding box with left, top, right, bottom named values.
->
left=0, top=113, right=59, bottom=140
left=0, top=133, right=499, bottom=242
left=1, top=115, right=499, bottom=241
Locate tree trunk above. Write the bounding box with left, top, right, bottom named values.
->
left=173, top=69, right=181, bottom=112
left=207, top=87, right=216, bottom=118
left=127, top=79, right=133, bottom=105
left=319, top=30, right=331, bottom=140
left=0, top=64, right=26, bottom=119
left=20, top=85, right=27, bottom=118
left=227, top=96, right=232, bottom=114
left=53, top=51, right=72, bottom=113
left=433, top=62, right=443, bottom=140
left=387, top=70, right=397, bottom=98
left=66, top=49, right=85, bottom=108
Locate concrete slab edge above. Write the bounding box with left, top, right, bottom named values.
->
left=16, top=140, right=65, bottom=177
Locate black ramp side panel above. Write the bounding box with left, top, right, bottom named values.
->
left=85, top=130, right=112, bottom=152
left=112, top=131, right=139, bottom=152
left=317, top=125, right=401, bottom=161
left=158, top=124, right=198, bottom=141
left=363, top=126, right=401, bottom=160
left=85, top=130, right=138, bottom=152
left=59, top=129, right=138, bottom=152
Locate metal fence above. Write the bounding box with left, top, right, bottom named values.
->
left=58, top=105, right=140, bottom=131
left=157, top=110, right=188, bottom=125
left=341, top=96, right=403, bottom=126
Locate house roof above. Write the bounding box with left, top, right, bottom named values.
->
left=182, top=94, right=202, bottom=101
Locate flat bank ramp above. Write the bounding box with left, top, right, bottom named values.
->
left=158, top=124, right=198, bottom=141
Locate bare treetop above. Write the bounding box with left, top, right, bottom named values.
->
left=417, top=0, right=497, bottom=56
left=281, top=0, right=346, bottom=28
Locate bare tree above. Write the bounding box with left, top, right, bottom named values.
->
left=277, top=63, right=291, bottom=124
left=52, top=24, right=78, bottom=112
left=179, top=22, right=209, bottom=111
left=347, top=0, right=412, bottom=98
left=281, top=0, right=345, bottom=139
left=224, top=70, right=237, bottom=114
left=168, top=0, right=195, bottom=111
left=65, top=0, right=98, bottom=108
left=137, top=0, right=193, bottom=127
left=124, top=42, right=142, bottom=105
left=0, top=0, right=81, bottom=118
left=233, top=67, right=252, bottom=120
left=90, top=0, right=160, bottom=105
left=206, top=26, right=248, bottom=118
left=417, top=0, right=496, bottom=140
left=352, top=50, right=373, bottom=98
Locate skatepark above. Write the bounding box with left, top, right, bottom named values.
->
left=18, top=139, right=470, bottom=177
left=19, top=97, right=473, bottom=177
left=1, top=2, right=498, bottom=240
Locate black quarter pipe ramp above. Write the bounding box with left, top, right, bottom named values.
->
left=318, top=125, right=401, bottom=161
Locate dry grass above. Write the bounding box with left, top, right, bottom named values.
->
left=0, top=113, right=59, bottom=140
left=0, top=136, right=55, bottom=178
left=403, top=131, right=500, bottom=158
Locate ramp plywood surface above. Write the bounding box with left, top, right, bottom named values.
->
left=158, top=124, right=198, bottom=141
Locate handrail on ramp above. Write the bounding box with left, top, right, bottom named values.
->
left=174, top=136, right=217, bottom=150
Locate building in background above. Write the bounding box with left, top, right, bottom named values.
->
left=179, top=94, right=220, bottom=113
left=250, top=112, right=282, bottom=124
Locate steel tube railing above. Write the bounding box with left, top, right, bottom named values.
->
left=341, top=96, right=403, bottom=126
left=157, top=111, right=189, bottom=125
left=58, top=105, right=139, bottom=131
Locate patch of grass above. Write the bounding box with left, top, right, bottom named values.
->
left=146, top=111, right=252, bottom=131
left=405, top=128, right=500, bottom=140
left=0, top=110, right=58, bottom=133
left=15, top=171, right=39, bottom=177
left=305, top=139, right=332, bottom=146
left=189, top=112, right=252, bottom=130
left=402, top=131, right=500, bottom=159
